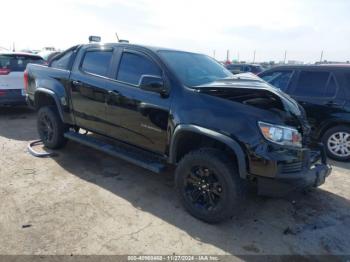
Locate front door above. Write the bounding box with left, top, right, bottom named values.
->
left=69, top=47, right=114, bottom=135
left=105, top=49, right=170, bottom=154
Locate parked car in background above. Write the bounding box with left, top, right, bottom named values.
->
left=0, top=52, right=44, bottom=106
left=226, top=63, right=263, bottom=75
left=259, top=65, right=350, bottom=161
left=37, top=50, right=61, bottom=64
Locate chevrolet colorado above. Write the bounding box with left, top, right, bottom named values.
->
left=25, top=42, right=331, bottom=223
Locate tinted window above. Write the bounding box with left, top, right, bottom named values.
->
left=51, top=51, right=73, bottom=70
left=294, top=71, right=332, bottom=97
left=117, top=52, right=161, bottom=85
left=250, top=65, right=263, bottom=74
left=159, top=50, right=232, bottom=86
left=0, top=55, right=44, bottom=72
left=261, top=71, right=293, bottom=91
left=81, top=50, right=113, bottom=77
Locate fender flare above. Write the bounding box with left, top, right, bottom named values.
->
left=34, top=88, right=64, bottom=121
left=169, top=124, right=248, bottom=179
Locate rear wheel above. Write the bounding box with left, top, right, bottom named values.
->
left=37, top=106, right=68, bottom=149
left=322, top=125, right=350, bottom=161
left=175, top=148, right=247, bottom=223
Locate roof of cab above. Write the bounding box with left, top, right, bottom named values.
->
left=82, top=42, right=191, bottom=54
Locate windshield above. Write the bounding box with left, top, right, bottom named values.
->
left=158, top=50, right=233, bottom=86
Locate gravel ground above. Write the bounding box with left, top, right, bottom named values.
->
left=0, top=106, right=349, bottom=257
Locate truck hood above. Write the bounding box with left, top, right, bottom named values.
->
left=193, top=74, right=311, bottom=137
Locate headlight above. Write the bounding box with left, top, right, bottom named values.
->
left=258, top=121, right=302, bottom=147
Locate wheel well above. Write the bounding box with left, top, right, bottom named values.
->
left=35, top=92, right=57, bottom=110
left=174, top=131, right=239, bottom=165
left=319, top=122, right=350, bottom=139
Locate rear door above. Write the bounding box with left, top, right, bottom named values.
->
left=288, top=69, right=346, bottom=134
left=69, top=47, right=114, bottom=135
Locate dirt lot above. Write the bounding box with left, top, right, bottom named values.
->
left=0, top=107, right=350, bottom=256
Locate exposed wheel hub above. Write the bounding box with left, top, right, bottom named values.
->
left=39, top=115, right=54, bottom=143
left=184, top=166, right=223, bottom=210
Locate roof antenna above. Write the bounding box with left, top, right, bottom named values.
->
left=115, top=32, right=129, bottom=43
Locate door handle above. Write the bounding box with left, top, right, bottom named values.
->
left=106, top=90, right=122, bottom=104
left=108, top=90, right=121, bottom=97
left=72, top=80, right=82, bottom=87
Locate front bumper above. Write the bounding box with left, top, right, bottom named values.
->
left=256, top=144, right=332, bottom=197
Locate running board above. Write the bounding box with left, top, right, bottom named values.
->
left=64, top=131, right=166, bottom=173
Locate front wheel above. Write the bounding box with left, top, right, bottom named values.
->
left=37, top=106, right=68, bottom=149
left=175, top=148, right=247, bottom=223
left=322, top=125, right=350, bottom=162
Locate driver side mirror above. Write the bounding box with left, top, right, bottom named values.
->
left=139, top=75, right=167, bottom=95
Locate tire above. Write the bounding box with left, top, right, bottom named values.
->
left=37, top=106, right=68, bottom=149
left=175, top=148, right=247, bottom=223
left=322, top=125, right=350, bottom=162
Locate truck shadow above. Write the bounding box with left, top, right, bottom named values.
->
left=0, top=106, right=38, bottom=141
left=51, top=140, right=350, bottom=256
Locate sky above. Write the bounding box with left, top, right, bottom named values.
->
left=1, top=0, right=349, bottom=63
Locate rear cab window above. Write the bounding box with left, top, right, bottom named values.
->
left=0, top=54, right=44, bottom=72
left=50, top=45, right=80, bottom=70
left=80, top=50, right=113, bottom=78
left=51, top=51, right=74, bottom=70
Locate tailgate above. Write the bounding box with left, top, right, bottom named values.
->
left=0, top=72, right=24, bottom=90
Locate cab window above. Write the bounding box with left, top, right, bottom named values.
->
left=81, top=50, right=113, bottom=77
left=51, top=51, right=74, bottom=70
left=116, top=52, right=161, bottom=86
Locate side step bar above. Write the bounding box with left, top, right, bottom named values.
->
left=64, top=131, right=166, bottom=173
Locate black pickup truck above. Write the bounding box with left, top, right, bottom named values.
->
left=25, top=42, right=331, bottom=223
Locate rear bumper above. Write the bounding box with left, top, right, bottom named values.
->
left=256, top=144, right=332, bottom=197
left=0, top=89, right=26, bottom=106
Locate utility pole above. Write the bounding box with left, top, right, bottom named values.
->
left=12, top=42, right=15, bottom=52
left=320, top=50, right=324, bottom=62
left=253, top=50, right=256, bottom=63
left=283, top=50, right=287, bottom=64
left=226, top=49, right=230, bottom=62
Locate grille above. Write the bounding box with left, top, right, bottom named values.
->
left=281, top=161, right=303, bottom=173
